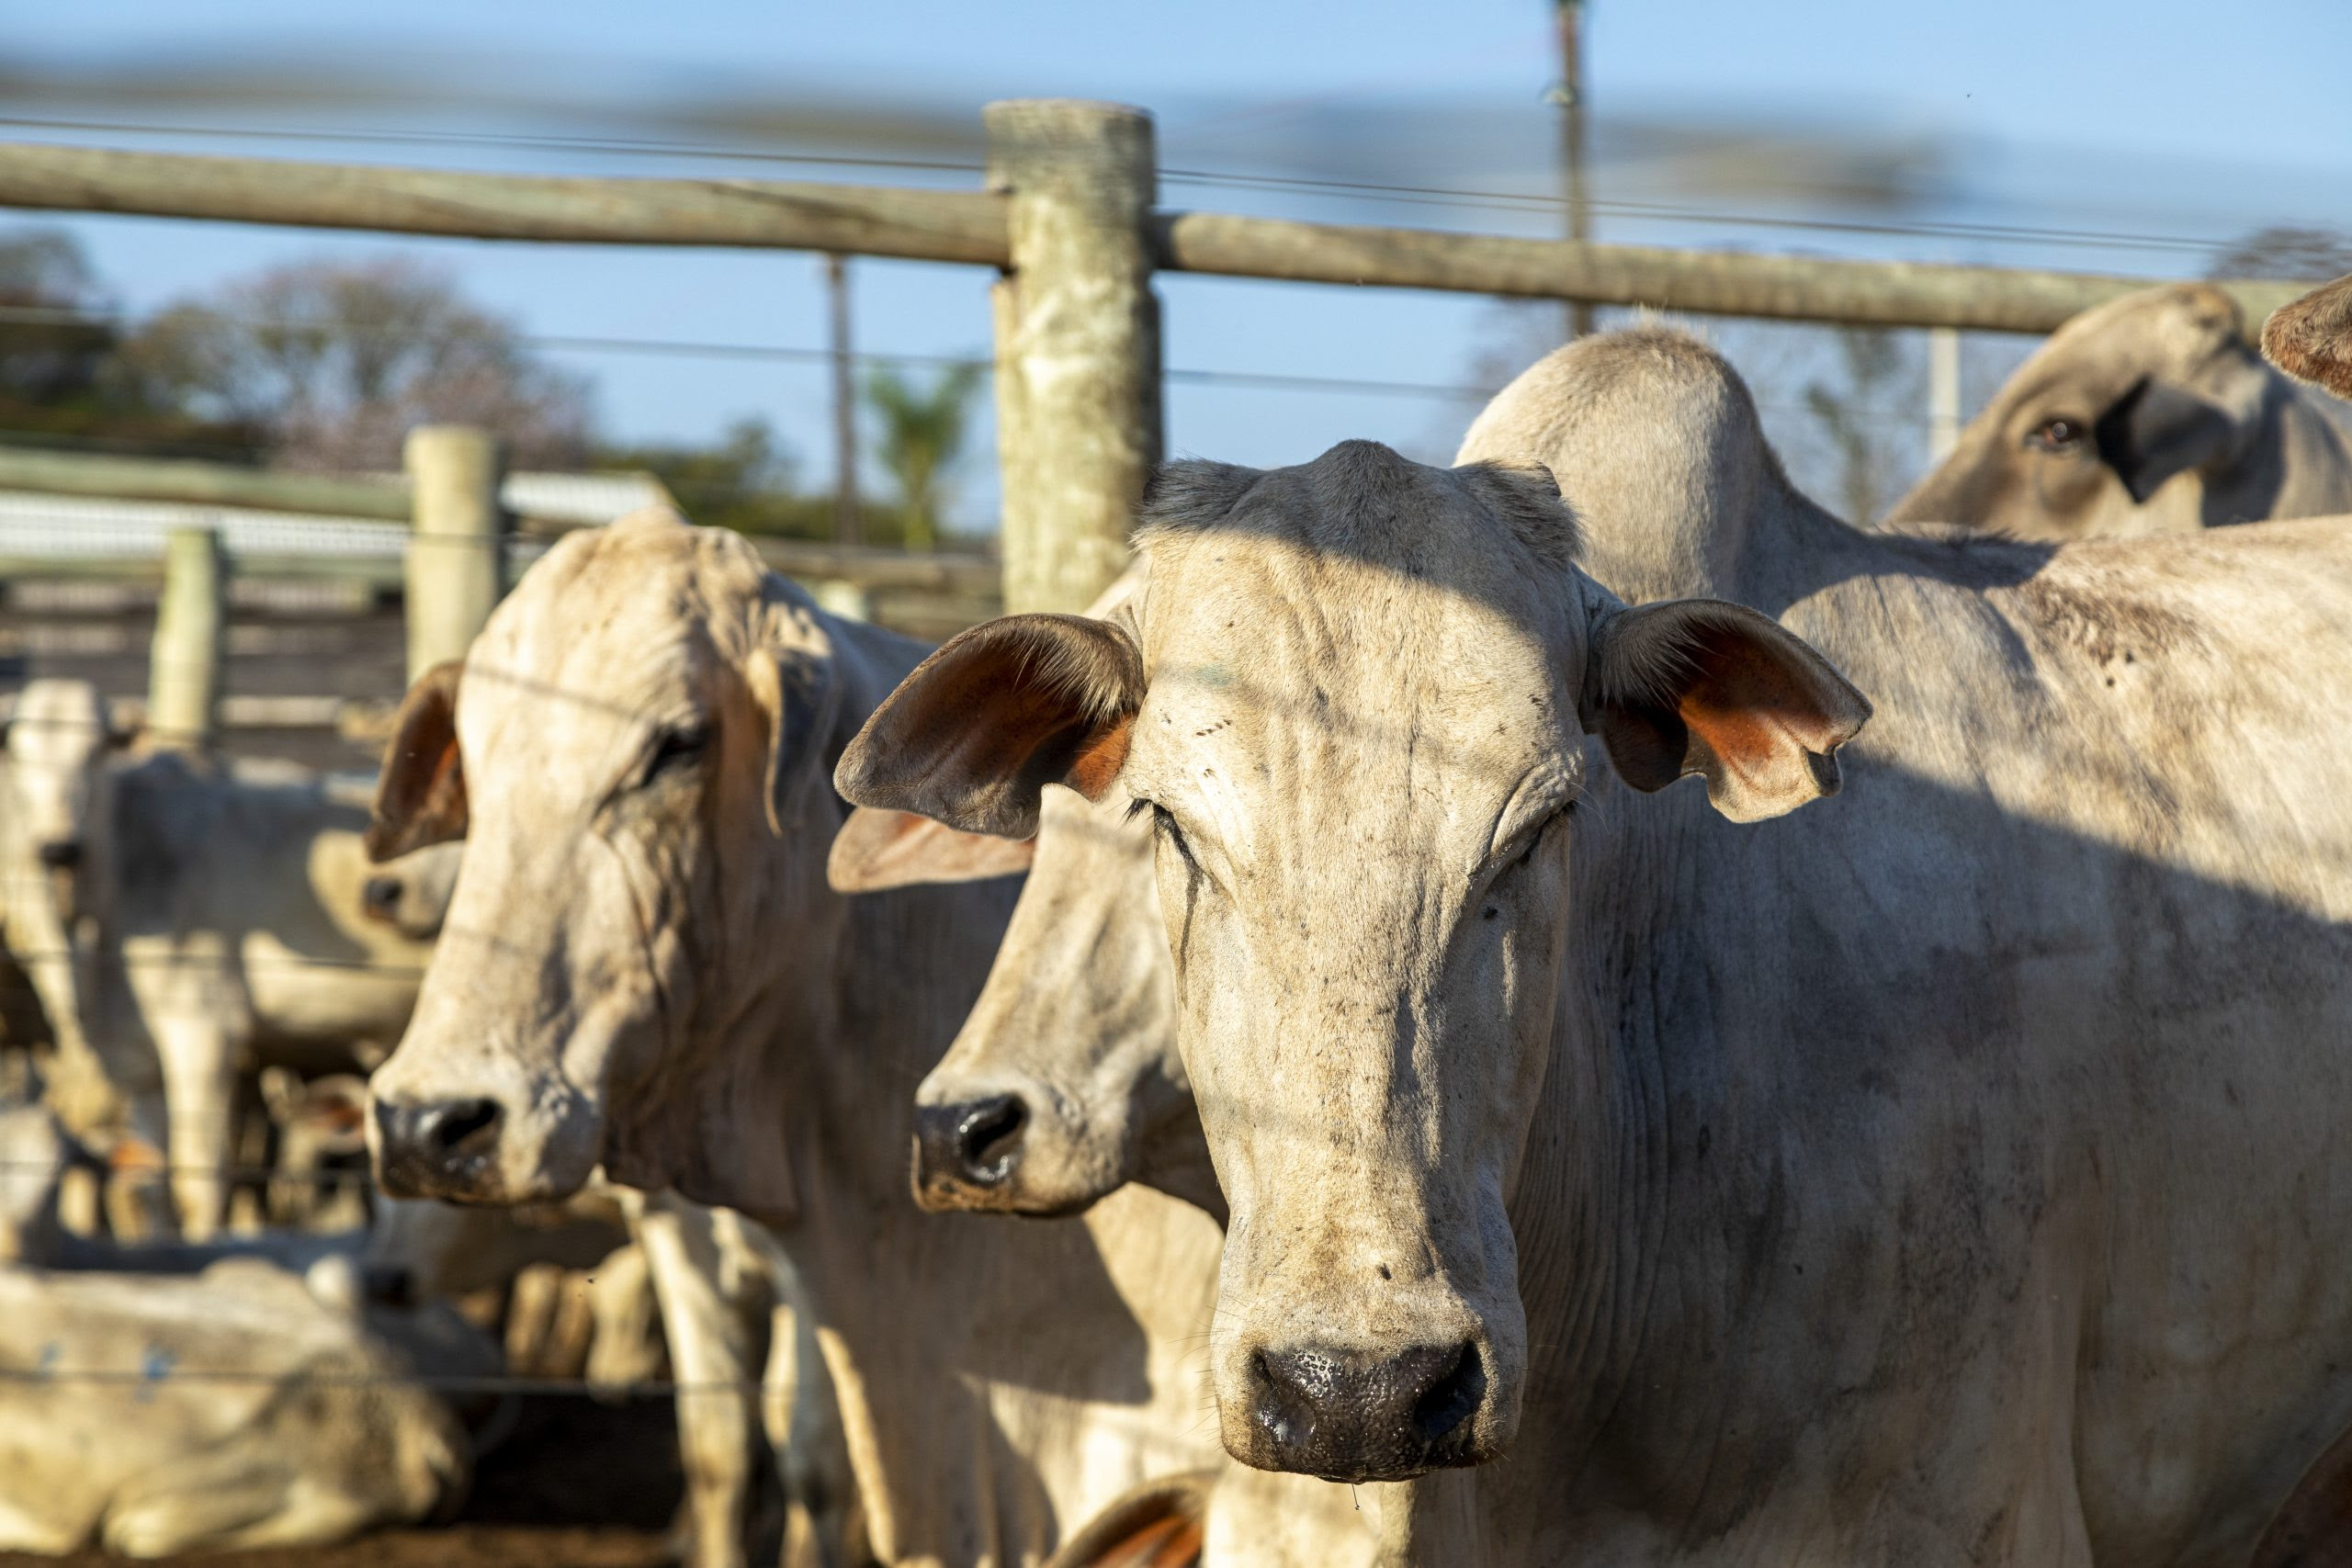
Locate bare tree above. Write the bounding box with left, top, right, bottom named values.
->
left=2209, top=225, right=2352, bottom=283
left=1802, top=327, right=1915, bottom=525
left=115, top=257, right=592, bottom=471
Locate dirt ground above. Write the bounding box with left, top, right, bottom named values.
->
left=0, top=1394, right=687, bottom=1568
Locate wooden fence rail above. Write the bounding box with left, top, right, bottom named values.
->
left=0, top=137, right=2304, bottom=336
left=0, top=106, right=2323, bottom=622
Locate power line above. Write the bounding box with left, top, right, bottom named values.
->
left=0, top=112, right=2271, bottom=258
left=0, top=114, right=986, bottom=177
left=0, top=302, right=1957, bottom=419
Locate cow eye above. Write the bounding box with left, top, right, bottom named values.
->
left=1500, top=807, right=1572, bottom=874
left=640, top=724, right=709, bottom=785
left=2029, top=418, right=2084, bottom=453
left=1135, top=800, right=1199, bottom=874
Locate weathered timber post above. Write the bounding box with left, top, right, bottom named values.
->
left=811, top=580, right=873, bottom=623
left=403, top=425, right=508, bottom=681
left=985, top=99, right=1160, bottom=615
left=1928, top=326, right=1963, bottom=461
left=147, top=524, right=225, bottom=748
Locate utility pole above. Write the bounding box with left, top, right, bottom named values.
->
left=1553, top=0, right=1593, bottom=341
left=826, top=253, right=861, bottom=547
left=1928, top=325, right=1962, bottom=461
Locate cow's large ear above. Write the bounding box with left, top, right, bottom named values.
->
left=367, top=660, right=467, bottom=863
left=827, top=806, right=1035, bottom=893
left=2264, top=273, right=2352, bottom=400
left=2092, top=375, right=2239, bottom=504
left=1582, top=595, right=1870, bottom=823
left=836, top=614, right=1145, bottom=840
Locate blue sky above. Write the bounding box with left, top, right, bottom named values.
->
left=7, top=1, right=2349, bottom=525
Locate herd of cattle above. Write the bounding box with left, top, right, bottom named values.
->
left=4, top=273, right=2352, bottom=1566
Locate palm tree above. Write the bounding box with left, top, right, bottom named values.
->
left=864, top=361, right=983, bottom=550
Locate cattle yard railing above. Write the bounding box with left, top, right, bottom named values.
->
left=0, top=103, right=2321, bottom=626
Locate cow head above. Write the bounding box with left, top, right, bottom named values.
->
left=1884, top=283, right=2336, bottom=540
left=358, top=840, right=465, bottom=942
left=829, top=567, right=1215, bottom=1223
left=2265, top=272, right=2352, bottom=402
left=3, top=678, right=127, bottom=922
left=836, top=788, right=1214, bottom=1221
left=365, top=508, right=852, bottom=1220
left=840, top=443, right=1868, bottom=1483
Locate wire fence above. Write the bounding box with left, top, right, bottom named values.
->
left=0, top=110, right=2273, bottom=259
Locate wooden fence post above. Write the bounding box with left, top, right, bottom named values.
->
left=985, top=100, right=1160, bottom=615
left=147, top=524, right=224, bottom=749
left=403, top=425, right=508, bottom=681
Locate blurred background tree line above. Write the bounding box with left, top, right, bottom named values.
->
left=0, top=224, right=989, bottom=549
left=6, top=219, right=2346, bottom=548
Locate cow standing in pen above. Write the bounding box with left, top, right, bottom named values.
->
left=840, top=318, right=2352, bottom=1563
left=362, top=510, right=1238, bottom=1568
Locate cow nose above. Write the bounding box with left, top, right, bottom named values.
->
left=1248, top=1340, right=1487, bottom=1482
left=372, top=1098, right=503, bottom=1199
left=360, top=874, right=402, bottom=922
left=912, top=1095, right=1028, bottom=1201
left=36, top=840, right=81, bottom=870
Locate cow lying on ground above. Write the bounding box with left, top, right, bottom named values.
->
left=0, top=1253, right=488, bottom=1555
left=1884, top=282, right=2352, bottom=539
left=841, top=331, right=2352, bottom=1563
left=361, top=511, right=1237, bottom=1566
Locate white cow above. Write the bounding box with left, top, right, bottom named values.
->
left=0, top=681, right=123, bottom=1089
left=76, top=754, right=447, bottom=1237
left=0, top=1254, right=487, bottom=1556
left=360, top=510, right=1238, bottom=1566
left=304, top=832, right=849, bottom=1568
left=838, top=331, right=2352, bottom=1563
left=1884, top=282, right=2352, bottom=539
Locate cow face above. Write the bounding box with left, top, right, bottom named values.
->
left=4, top=679, right=123, bottom=922
left=1884, top=284, right=2323, bottom=541
left=840, top=443, right=1867, bottom=1483
left=359, top=841, right=465, bottom=942
left=839, top=787, right=1209, bottom=1220
left=366, top=510, right=842, bottom=1219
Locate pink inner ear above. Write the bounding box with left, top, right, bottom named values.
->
left=829, top=807, right=1035, bottom=894
left=1066, top=713, right=1136, bottom=801
left=1675, top=636, right=1848, bottom=782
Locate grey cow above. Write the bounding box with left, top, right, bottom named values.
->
left=1885, top=282, right=2352, bottom=539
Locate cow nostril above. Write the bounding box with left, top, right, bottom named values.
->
left=1410, top=1342, right=1487, bottom=1443
left=36, top=840, right=81, bottom=870
left=423, top=1099, right=501, bottom=1154
left=956, top=1096, right=1027, bottom=1182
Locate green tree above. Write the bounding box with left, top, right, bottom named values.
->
left=2209, top=225, right=2352, bottom=283
left=864, top=361, right=984, bottom=551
